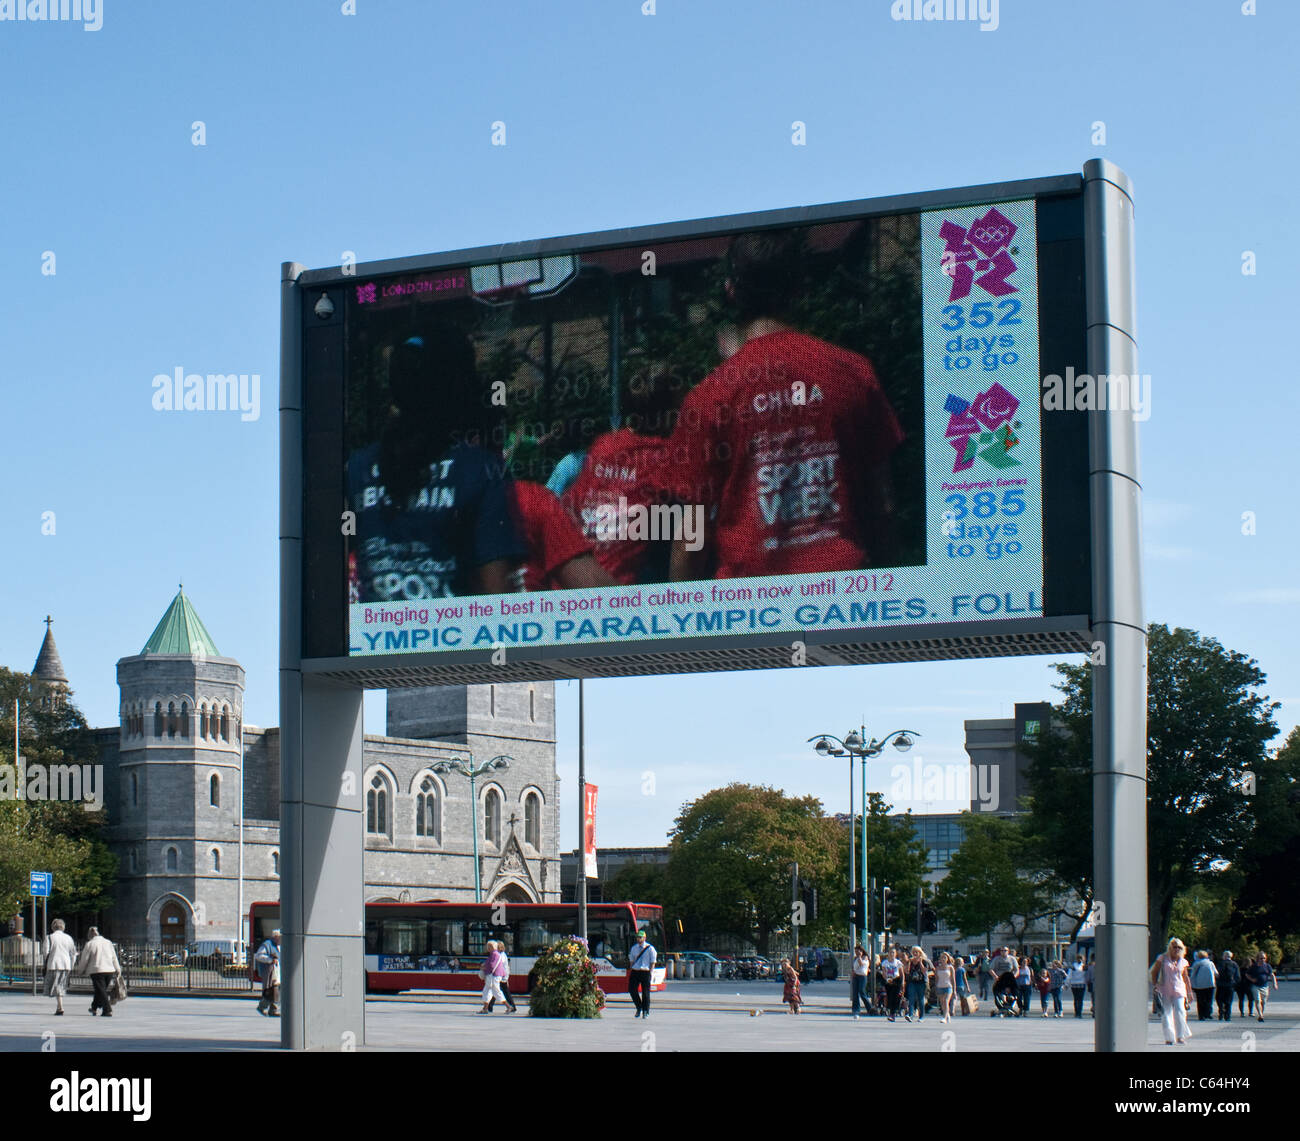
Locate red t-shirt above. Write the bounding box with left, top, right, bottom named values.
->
left=509, top=481, right=592, bottom=592
left=670, top=330, right=903, bottom=578
left=562, top=429, right=694, bottom=585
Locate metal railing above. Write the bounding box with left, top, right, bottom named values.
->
left=1, top=942, right=258, bottom=994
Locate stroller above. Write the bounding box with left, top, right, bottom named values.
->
left=990, top=971, right=1020, bottom=1017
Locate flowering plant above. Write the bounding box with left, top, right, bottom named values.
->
left=528, top=937, right=606, bottom=1019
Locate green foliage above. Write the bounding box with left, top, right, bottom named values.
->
left=0, top=670, right=117, bottom=918
left=1227, top=725, right=1300, bottom=958
left=527, top=938, right=606, bottom=1019
left=664, top=784, right=837, bottom=955
left=802, top=792, right=931, bottom=944
left=935, top=813, right=1052, bottom=942
left=1021, top=625, right=1280, bottom=960
left=606, top=862, right=667, bottom=909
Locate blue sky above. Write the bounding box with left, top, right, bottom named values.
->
left=1, top=0, right=1294, bottom=848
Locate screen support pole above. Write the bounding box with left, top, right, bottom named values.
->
left=281, top=262, right=366, bottom=1050
left=1083, top=161, right=1148, bottom=1053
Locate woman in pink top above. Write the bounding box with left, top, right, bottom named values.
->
left=478, top=941, right=505, bottom=1014
left=1150, top=937, right=1192, bottom=1045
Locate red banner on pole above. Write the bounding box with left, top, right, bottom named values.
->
left=583, top=784, right=598, bottom=879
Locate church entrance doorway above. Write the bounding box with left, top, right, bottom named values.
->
left=159, top=900, right=187, bottom=956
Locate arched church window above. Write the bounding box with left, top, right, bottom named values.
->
left=416, top=777, right=440, bottom=843
left=367, top=773, right=390, bottom=836
left=180, top=702, right=189, bottom=738
left=154, top=702, right=163, bottom=737
left=484, top=788, right=502, bottom=847
left=525, top=791, right=541, bottom=850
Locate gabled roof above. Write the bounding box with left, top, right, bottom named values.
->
left=142, top=588, right=221, bottom=657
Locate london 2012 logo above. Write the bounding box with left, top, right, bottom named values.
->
left=943, top=384, right=1023, bottom=473
left=938, top=208, right=1019, bottom=302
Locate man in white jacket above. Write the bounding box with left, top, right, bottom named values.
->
left=42, top=918, right=77, bottom=1016
left=75, top=926, right=122, bottom=1017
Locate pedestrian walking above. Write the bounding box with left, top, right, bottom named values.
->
left=74, top=927, right=122, bottom=1018
left=954, top=955, right=970, bottom=1013
left=1035, top=969, right=1052, bottom=1016
left=781, top=957, right=803, bottom=1014
left=1049, top=959, right=1067, bottom=1017
left=1234, top=953, right=1253, bottom=1017
left=1150, top=937, right=1192, bottom=1045
left=486, top=942, right=519, bottom=1013
left=1016, top=957, right=1034, bottom=1018
left=977, top=951, right=992, bottom=1000
left=1086, top=954, right=1096, bottom=1016
left=1067, top=954, right=1089, bottom=1019
left=1189, top=950, right=1218, bottom=1021
left=904, top=947, right=931, bottom=1022
left=255, top=929, right=282, bottom=1016
left=628, top=930, right=656, bottom=1019
left=478, top=941, right=505, bottom=1014
left=42, top=918, right=77, bottom=1016
left=880, top=946, right=905, bottom=1022
left=1244, top=951, right=1278, bottom=1022
left=933, top=952, right=957, bottom=1023
left=850, top=945, right=871, bottom=1018
left=1215, top=951, right=1240, bottom=1022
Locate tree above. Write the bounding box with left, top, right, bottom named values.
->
left=806, top=792, right=931, bottom=945
left=1228, top=725, right=1300, bottom=953
left=606, top=862, right=667, bottom=909
left=1022, top=625, right=1280, bottom=961
left=935, top=813, right=1051, bottom=945
left=663, top=784, right=837, bottom=955
left=0, top=669, right=118, bottom=923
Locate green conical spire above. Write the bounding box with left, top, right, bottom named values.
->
left=142, top=585, right=221, bottom=657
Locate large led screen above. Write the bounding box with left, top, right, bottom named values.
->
left=324, top=192, right=1083, bottom=663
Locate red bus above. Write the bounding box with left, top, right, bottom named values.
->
left=248, top=900, right=667, bottom=996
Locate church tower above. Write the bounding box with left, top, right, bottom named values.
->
left=111, top=588, right=245, bottom=946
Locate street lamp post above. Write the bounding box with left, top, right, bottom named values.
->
left=432, top=754, right=512, bottom=903
left=808, top=727, right=920, bottom=961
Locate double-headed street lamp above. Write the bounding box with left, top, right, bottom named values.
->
left=432, top=754, right=512, bottom=903
left=807, top=727, right=920, bottom=959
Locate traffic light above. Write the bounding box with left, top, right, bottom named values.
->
left=921, top=903, right=939, bottom=934
left=881, top=886, right=893, bottom=930
left=799, top=878, right=818, bottom=921
left=849, top=887, right=865, bottom=928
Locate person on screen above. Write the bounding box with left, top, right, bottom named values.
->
left=508, top=480, right=616, bottom=591
left=562, top=364, right=701, bottom=585
left=348, top=325, right=527, bottom=599
left=667, top=230, right=904, bottom=582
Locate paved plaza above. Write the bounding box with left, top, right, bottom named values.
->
left=2, top=981, right=1296, bottom=1052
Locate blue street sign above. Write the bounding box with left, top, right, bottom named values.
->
left=30, top=871, right=52, bottom=897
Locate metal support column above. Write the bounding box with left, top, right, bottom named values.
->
left=281, top=261, right=366, bottom=1050
left=1083, top=159, right=1148, bottom=1053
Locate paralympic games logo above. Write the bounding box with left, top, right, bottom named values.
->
left=943, top=382, right=1023, bottom=473
left=938, top=207, right=1020, bottom=303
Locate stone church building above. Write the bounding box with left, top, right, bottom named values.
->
left=30, top=590, right=561, bottom=950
